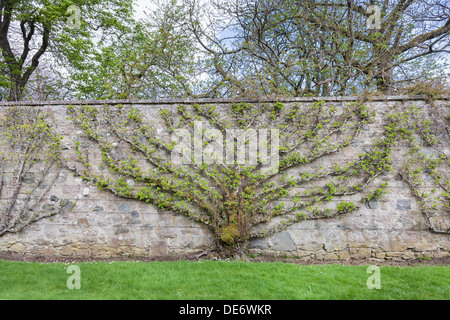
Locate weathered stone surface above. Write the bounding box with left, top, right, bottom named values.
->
left=357, top=248, right=372, bottom=258
left=60, top=246, right=75, bottom=256
left=297, top=242, right=323, bottom=252
left=0, top=97, right=448, bottom=260
left=74, top=249, right=90, bottom=258
left=434, top=251, right=449, bottom=259
left=114, top=227, right=129, bottom=235
left=133, top=248, right=148, bottom=257
left=323, top=253, right=339, bottom=260
left=130, top=211, right=139, bottom=218
left=91, top=244, right=111, bottom=258
left=375, top=252, right=386, bottom=259
left=77, top=218, right=89, bottom=226
left=365, top=199, right=379, bottom=210
left=402, top=251, right=415, bottom=260
left=248, top=238, right=268, bottom=250
left=119, top=203, right=132, bottom=212
left=9, top=242, right=26, bottom=253
left=270, top=232, right=296, bottom=251
left=396, top=199, right=412, bottom=211
left=22, top=173, right=35, bottom=184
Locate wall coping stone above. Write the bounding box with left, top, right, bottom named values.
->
left=0, top=95, right=449, bottom=107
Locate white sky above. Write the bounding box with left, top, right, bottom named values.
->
left=134, top=0, right=157, bottom=20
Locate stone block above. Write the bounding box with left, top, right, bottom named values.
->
left=74, top=249, right=90, bottom=258
left=402, top=251, right=415, bottom=260
left=357, top=248, right=371, bottom=258
left=133, top=248, right=148, bottom=257
left=365, top=199, right=379, bottom=210
left=9, top=242, right=26, bottom=253
left=323, top=253, right=339, bottom=260
left=375, top=252, right=386, bottom=259
left=91, top=244, right=111, bottom=259
left=337, top=251, right=351, bottom=260
left=60, top=246, right=75, bottom=256
left=396, top=199, right=411, bottom=210
left=269, top=232, right=296, bottom=251
left=248, top=238, right=268, bottom=250
left=119, top=203, right=132, bottom=212
left=297, top=242, right=323, bottom=252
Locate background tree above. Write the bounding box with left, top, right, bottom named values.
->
left=181, top=0, right=450, bottom=97
left=1, top=0, right=448, bottom=100
left=0, top=0, right=134, bottom=101
left=67, top=0, right=204, bottom=100
left=20, top=62, right=72, bottom=101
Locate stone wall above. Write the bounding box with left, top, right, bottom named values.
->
left=0, top=96, right=449, bottom=261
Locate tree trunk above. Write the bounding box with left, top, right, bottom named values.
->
left=8, top=77, right=24, bottom=101
left=375, top=60, right=395, bottom=94
left=216, top=239, right=249, bottom=261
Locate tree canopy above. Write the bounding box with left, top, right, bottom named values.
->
left=0, top=0, right=449, bottom=99
left=182, top=0, right=450, bottom=97
left=0, top=0, right=134, bottom=101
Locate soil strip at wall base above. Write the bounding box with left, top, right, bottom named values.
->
left=0, top=250, right=448, bottom=266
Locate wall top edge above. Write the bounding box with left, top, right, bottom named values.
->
left=0, top=95, right=449, bottom=107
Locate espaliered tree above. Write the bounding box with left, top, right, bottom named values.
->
left=393, top=104, right=450, bottom=234
left=0, top=106, right=73, bottom=236
left=66, top=100, right=401, bottom=258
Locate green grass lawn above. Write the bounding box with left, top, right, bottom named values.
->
left=0, top=259, right=448, bottom=300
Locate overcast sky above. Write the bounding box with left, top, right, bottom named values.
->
left=134, top=0, right=157, bottom=20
